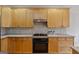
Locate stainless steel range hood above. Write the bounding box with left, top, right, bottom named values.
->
left=33, top=19, right=47, bottom=23
left=33, top=19, right=47, bottom=28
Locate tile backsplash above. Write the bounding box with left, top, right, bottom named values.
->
left=1, top=28, right=8, bottom=36
left=5, top=27, right=66, bottom=35
left=7, top=28, right=33, bottom=35
left=48, top=28, right=67, bottom=35
left=1, top=23, right=67, bottom=35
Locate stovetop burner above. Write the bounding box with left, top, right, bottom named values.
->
left=33, top=33, right=47, bottom=36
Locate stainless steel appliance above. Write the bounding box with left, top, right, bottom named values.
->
left=33, top=33, right=48, bottom=53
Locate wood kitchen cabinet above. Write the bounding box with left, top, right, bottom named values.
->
left=1, top=38, right=8, bottom=53
left=32, top=8, right=48, bottom=19
left=12, top=9, right=33, bottom=27
left=0, top=7, right=1, bottom=16
left=47, top=8, right=69, bottom=28
left=48, top=37, right=59, bottom=53
left=1, top=7, right=12, bottom=27
left=22, top=38, right=32, bottom=53
left=48, top=37, right=74, bottom=54
left=8, top=37, right=17, bottom=53
left=58, top=37, right=74, bottom=54
left=62, top=8, right=69, bottom=27
left=7, top=37, right=32, bottom=54
left=0, top=7, right=1, bottom=27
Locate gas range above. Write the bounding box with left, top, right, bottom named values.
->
left=33, top=33, right=48, bottom=53
left=33, top=33, right=48, bottom=38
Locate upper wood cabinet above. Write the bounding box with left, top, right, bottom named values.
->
left=0, top=7, right=1, bottom=16
left=12, top=9, right=33, bottom=27
left=1, top=7, right=69, bottom=28
left=32, top=8, right=48, bottom=19
left=47, top=8, right=69, bottom=28
left=0, top=7, right=1, bottom=27
left=1, top=7, right=12, bottom=27
left=62, top=8, right=69, bottom=27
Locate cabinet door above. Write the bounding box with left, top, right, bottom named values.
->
left=8, top=37, right=32, bottom=54
left=48, top=9, right=62, bottom=28
left=13, top=37, right=32, bottom=54
left=1, top=38, right=8, bottom=53
left=62, top=8, right=69, bottom=27
left=14, top=37, right=32, bottom=54
left=8, top=37, right=16, bottom=54
left=39, top=8, right=48, bottom=19
left=12, top=9, right=33, bottom=27
left=48, top=8, right=69, bottom=28
left=8, top=37, right=24, bottom=54
left=48, top=37, right=59, bottom=53
left=1, top=7, right=12, bottom=27
left=58, top=37, right=74, bottom=54
left=32, top=8, right=48, bottom=19
left=0, top=7, right=1, bottom=27
left=22, top=37, right=32, bottom=53
left=14, top=38, right=23, bottom=54
left=0, top=7, right=1, bottom=16
left=25, top=9, right=33, bottom=27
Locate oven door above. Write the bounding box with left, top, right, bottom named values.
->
left=33, top=38, right=48, bottom=53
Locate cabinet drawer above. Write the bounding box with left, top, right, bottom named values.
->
left=59, top=47, right=72, bottom=54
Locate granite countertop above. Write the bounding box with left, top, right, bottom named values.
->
left=48, top=34, right=74, bottom=37
left=1, top=34, right=74, bottom=39
left=1, top=35, right=33, bottom=39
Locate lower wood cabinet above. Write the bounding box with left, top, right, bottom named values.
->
left=1, top=38, right=8, bottom=53
left=59, top=37, right=74, bottom=54
left=48, top=37, right=74, bottom=54
left=48, top=37, right=59, bottom=53
left=22, top=38, right=32, bottom=53
left=7, top=37, right=32, bottom=54
left=1, top=37, right=74, bottom=54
